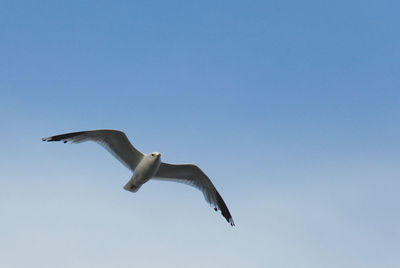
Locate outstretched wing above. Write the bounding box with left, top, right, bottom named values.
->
left=42, top=129, right=144, bottom=171
left=154, top=162, right=234, bottom=226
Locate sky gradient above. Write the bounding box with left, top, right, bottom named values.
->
left=1, top=1, right=399, bottom=267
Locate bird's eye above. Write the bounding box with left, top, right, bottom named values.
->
left=151, top=154, right=154, bottom=156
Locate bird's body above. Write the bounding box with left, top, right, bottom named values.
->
left=124, top=152, right=161, bottom=192
left=42, top=129, right=234, bottom=226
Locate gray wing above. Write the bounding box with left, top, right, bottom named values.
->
left=154, top=162, right=234, bottom=226
left=42, top=130, right=143, bottom=171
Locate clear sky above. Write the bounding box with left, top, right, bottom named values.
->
left=0, top=0, right=399, bottom=267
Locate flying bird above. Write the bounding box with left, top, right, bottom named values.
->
left=42, top=129, right=234, bottom=226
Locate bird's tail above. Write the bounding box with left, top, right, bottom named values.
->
left=123, top=177, right=142, bottom=193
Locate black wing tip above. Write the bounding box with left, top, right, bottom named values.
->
left=215, top=192, right=235, bottom=227
left=223, top=213, right=235, bottom=226
left=214, top=207, right=235, bottom=226
left=42, top=136, right=67, bottom=143
left=41, top=131, right=86, bottom=143
left=42, top=136, right=64, bottom=142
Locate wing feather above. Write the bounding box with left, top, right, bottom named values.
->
left=42, top=130, right=143, bottom=171
left=154, top=162, right=234, bottom=226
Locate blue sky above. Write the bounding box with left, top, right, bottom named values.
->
left=0, top=0, right=399, bottom=267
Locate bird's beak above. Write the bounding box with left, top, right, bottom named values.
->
left=157, top=153, right=161, bottom=157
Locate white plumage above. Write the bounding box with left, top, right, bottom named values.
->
left=42, top=129, right=234, bottom=226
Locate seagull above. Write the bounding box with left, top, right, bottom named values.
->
left=42, top=129, right=234, bottom=226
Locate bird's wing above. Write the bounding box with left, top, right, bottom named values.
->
left=154, top=162, right=234, bottom=226
left=42, top=130, right=144, bottom=171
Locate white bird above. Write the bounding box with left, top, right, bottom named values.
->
left=42, top=129, right=234, bottom=226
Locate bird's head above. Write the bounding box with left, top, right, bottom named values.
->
left=150, top=152, right=161, bottom=159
